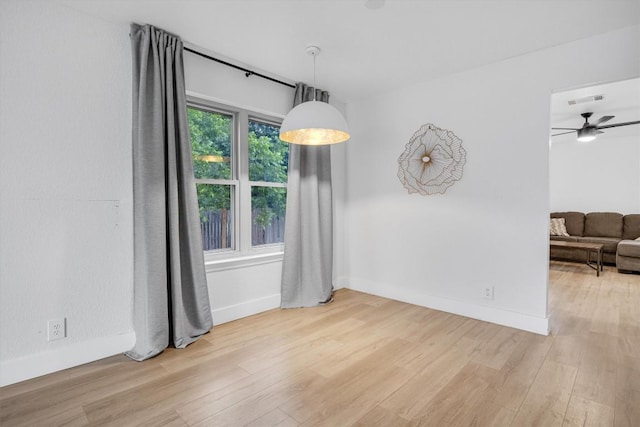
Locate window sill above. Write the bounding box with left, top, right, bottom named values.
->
left=204, top=250, right=284, bottom=273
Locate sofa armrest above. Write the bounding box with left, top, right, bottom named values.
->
left=617, top=240, right=640, bottom=258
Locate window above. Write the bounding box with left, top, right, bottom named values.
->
left=189, top=106, right=234, bottom=251
left=187, top=98, right=288, bottom=260
left=248, top=119, right=288, bottom=246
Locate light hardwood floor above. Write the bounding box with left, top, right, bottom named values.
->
left=1, top=261, right=639, bottom=426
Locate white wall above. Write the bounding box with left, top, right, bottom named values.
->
left=184, top=46, right=293, bottom=116
left=343, top=25, right=640, bottom=334
left=0, top=1, right=134, bottom=385
left=550, top=134, right=640, bottom=214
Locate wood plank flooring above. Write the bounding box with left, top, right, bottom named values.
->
left=1, top=261, right=639, bottom=426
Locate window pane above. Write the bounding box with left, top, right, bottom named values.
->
left=251, top=186, right=286, bottom=246
left=249, top=120, right=288, bottom=183
left=189, top=107, right=232, bottom=180
left=197, top=183, right=233, bottom=251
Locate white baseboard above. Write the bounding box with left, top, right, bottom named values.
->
left=346, top=278, right=549, bottom=335
left=0, top=332, right=136, bottom=387
left=212, top=293, right=281, bottom=325
left=0, top=283, right=547, bottom=387
left=1, top=295, right=282, bottom=387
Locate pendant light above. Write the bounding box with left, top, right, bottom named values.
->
left=279, top=46, right=350, bottom=145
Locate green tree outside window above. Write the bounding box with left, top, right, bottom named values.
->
left=187, top=106, right=288, bottom=251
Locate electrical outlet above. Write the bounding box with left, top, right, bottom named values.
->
left=483, top=286, right=494, bottom=300
left=47, top=318, right=66, bottom=341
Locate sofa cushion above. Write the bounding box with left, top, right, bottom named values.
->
left=550, top=218, right=570, bottom=236
left=617, top=240, right=640, bottom=258
left=584, top=212, right=623, bottom=238
left=577, top=236, right=620, bottom=254
left=550, top=235, right=579, bottom=242
left=551, top=212, right=584, bottom=236
left=623, top=214, right=640, bottom=240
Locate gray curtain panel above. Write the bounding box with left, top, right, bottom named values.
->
left=127, top=24, right=213, bottom=361
left=281, top=84, right=334, bottom=308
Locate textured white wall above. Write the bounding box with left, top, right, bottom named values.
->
left=0, top=1, right=133, bottom=385
left=184, top=48, right=293, bottom=116
left=343, top=25, right=639, bottom=333
left=550, top=133, right=640, bottom=214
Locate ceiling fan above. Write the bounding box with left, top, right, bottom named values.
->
left=551, top=112, right=640, bottom=142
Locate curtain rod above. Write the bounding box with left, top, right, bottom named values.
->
left=184, top=47, right=296, bottom=89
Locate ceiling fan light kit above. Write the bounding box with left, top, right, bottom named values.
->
left=279, top=46, right=350, bottom=146
left=576, top=127, right=597, bottom=142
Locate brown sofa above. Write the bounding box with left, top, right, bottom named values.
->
left=550, top=212, right=640, bottom=273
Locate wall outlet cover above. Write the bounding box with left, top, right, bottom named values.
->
left=47, top=318, right=66, bottom=341
left=483, top=286, right=494, bottom=300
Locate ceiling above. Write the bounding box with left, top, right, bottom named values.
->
left=61, top=0, right=640, bottom=103
left=550, top=77, right=640, bottom=143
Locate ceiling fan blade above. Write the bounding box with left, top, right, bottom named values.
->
left=596, top=130, right=604, bottom=134
left=597, top=120, right=640, bottom=130
left=591, top=115, right=614, bottom=126
left=551, top=131, right=576, bottom=137
left=551, top=127, right=580, bottom=131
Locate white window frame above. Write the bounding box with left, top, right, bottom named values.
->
left=187, top=95, right=287, bottom=272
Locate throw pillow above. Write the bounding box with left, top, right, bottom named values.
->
left=550, top=218, right=570, bottom=237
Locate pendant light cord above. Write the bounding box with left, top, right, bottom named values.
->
left=305, top=46, right=322, bottom=101
left=312, top=52, right=317, bottom=101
